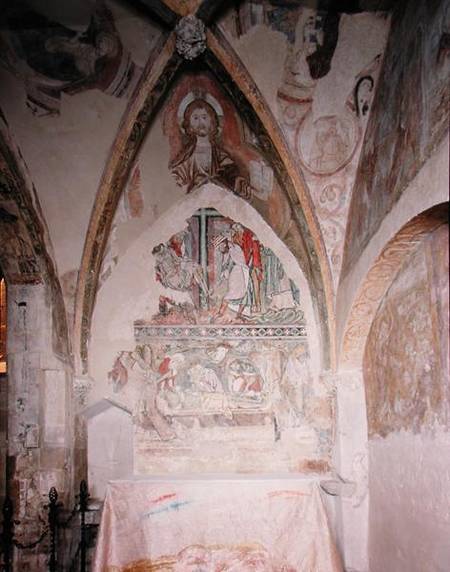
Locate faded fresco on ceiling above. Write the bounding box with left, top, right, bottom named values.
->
left=163, top=74, right=293, bottom=241
left=342, top=0, right=450, bottom=278
left=276, top=7, right=341, bottom=142
left=0, top=3, right=141, bottom=116
left=274, top=6, right=380, bottom=284
left=219, top=2, right=387, bottom=286
left=364, top=225, right=449, bottom=438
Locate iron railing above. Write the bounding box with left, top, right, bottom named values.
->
left=0, top=480, right=97, bottom=572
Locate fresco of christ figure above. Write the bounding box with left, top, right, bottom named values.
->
left=170, top=97, right=258, bottom=199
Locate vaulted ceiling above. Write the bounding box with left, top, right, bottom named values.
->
left=0, top=0, right=403, bottom=373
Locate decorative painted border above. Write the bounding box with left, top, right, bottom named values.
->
left=135, top=323, right=307, bottom=341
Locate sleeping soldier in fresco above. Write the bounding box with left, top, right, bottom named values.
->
left=170, top=98, right=256, bottom=198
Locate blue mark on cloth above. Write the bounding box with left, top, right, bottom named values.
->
left=142, top=500, right=190, bottom=519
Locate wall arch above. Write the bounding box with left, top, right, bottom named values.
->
left=0, top=111, right=69, bottom=359
left=74, top=26, right=334, bottom=376
left=87, top=182, right=333, bottom=476
left=0, top=109, right=74, bottom=564
left=339, top=202, right=448, bottom=370
left=90, top=182, right=322, bottom=380
left=362, top=209, right=449, bottom=572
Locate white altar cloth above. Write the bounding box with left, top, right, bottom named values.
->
left=93, top=475, right=343, bottom=571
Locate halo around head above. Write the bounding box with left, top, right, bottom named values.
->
left=177, top=90, right=224, bottom=130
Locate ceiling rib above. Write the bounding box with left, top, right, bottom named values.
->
left=73, top=32, right=182, bottom=373
left=74, top=17, right=336, bottom=375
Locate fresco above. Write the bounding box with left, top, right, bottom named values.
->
left=239, top=4, right=386, bottom=285
left=108, top=338, right=314, bottom=439
left=364, top=225, right=449, bottom=438
left=96, top=189, right=333, bottom=473
left=106, top=326, right=333, bottom=473
left=221, top=0, right=340, bottom=67
left=163, top=74, right=294, bottom=241
left=165, top=76, right=273, bottom=201
left=104, top=204, right=333, bottom=471
left=342, top=0, right=450, bottom=277
left=279, top=24, right=383, bottom=283
left=276, top=7, right=340, bottom=137
left=296, top=110, right=359, bottom=176
left=148, top=209, right=303, bottom=327
left=0, top=3, right=141, bottom=116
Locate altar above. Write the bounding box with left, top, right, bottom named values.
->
left=93, top=475, right=343, bottom=571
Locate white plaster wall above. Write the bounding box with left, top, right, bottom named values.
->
left=0, top=71, right=126, bottom=277
left=333, top=369, right=369, bottom=572
left=87, top=406, right=133, bottom=499
left=228, top=25, right=287, bottom=114
left=369, top=429, right=450, bottom=572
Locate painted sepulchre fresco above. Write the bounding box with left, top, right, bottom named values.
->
left=107, top=210, right=333, bottom=474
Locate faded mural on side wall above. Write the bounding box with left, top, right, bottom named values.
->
left=364, top=225, right=449, bottom=438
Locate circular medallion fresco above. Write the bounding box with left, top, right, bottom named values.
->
left=296, top=110, right=359, bottom=176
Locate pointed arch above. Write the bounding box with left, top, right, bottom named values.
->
left=0, top=110, right=70, bottom=360
left=339, top=203, right=448, bottom=369
left=74, top=26, right=334, bottom=374
left=73, top=32, right=181, bottom=373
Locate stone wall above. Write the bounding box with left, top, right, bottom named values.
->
left=6, top=283, right=74, bottom=569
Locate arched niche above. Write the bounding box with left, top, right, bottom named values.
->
left=362, top=211, right=449, bottom=572
left=73, top=30, right=334, bottom=377
left=339, top=203, right=449, bottom=370
left=88, top=184, right=333, bottom=476
left=0, top=113, right=74, bottom=543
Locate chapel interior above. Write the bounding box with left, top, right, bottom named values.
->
left=0, top=0, right=449, bottom=570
